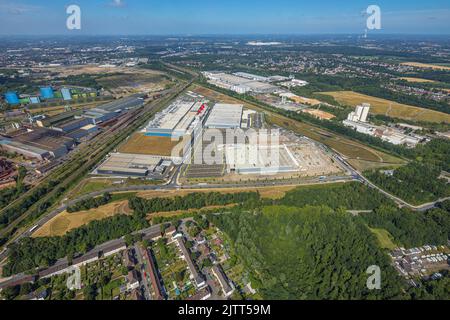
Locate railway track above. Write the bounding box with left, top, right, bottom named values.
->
left=0, top=80, right=194, bottom=244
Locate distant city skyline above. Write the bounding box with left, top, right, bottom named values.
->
left=1, top=0, right=449, bottom=35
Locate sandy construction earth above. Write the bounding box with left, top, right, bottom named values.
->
left=33, top=200, right=131, bottom=237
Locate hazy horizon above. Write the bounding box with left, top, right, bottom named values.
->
left=1, top=0, right=449, bottom=36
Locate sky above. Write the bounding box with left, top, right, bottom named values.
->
left=0, top=0, right=449, bottom=35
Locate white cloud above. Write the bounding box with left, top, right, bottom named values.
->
left=109, top=0, right=126, bottom=7
left=0, top=0, right=40, bottom=15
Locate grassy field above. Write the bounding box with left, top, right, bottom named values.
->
left=97, top=72, right=170, bottom=94
left=118, top=132, right=185, bottom=156
left=192, top=85, right=256, bottom=109
left=321, top=91, right=450, bottom=123
left=67, top=178, right=159, bottom=200
left=399, top=77, right=436, bottom=83
left=369, top=228, right=397, bottom=250
left=97, top=72, right=164, bottom=87
left=289, top=95, right=322, bottom=106
left=191, top=85, right=405, bottom=170
left=347, top=159, right=404, bottom=172
left=68, top=179, right=114, bottom=198
left=33, top=200, right=131, bottom=237
left=401, top=62, right=450, bottom=71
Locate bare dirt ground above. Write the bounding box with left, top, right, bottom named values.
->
left=34, top=65, right=164, bottom=77
left=118, top=133, right=186, bottom=157
left=321, top=90, right=450, bottom=123
left=289, top=95, right=322, bottom=106
left=33, top=201, right=131, bottom=237
left=301, top=108, right=335, bottom=120
left=401, top=62, right=450, bottom=71
left=98, top=72, right=171, bottom=95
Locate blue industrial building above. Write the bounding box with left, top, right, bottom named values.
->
left=61, top=88, right=72, bottom=101
left=5, top=92, right=20, bottom=105
left=144, top=132, right=173, bottom=137
left=30, top=97, right=41, bottom=104
left=40, top=86, right=54, bottom=99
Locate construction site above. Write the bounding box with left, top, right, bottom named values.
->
left=97, top=91, right=344, bottom=182
left=181, top=129, right=343, bottom=183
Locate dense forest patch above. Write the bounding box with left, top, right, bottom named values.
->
left=274, top=182, right=393, bottom=209
left=210, top=205, right=406, bottom=300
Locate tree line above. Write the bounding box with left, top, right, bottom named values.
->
left=273, top=182, right=393, bottom=210
left=0, top=166, right=28, bottom=211
left=360, top=205, right=450, bottom=248
left=129, top=191, right=260, bottom=218
left=67, top=193, right=112, bottom=213
left=365, top=162, right=450, bottom=205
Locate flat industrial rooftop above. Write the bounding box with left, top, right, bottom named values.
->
left=204, top=103, right=243, bottom=129
left=97, top=153, right=164, bottom=175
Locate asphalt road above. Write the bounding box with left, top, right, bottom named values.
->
left=134, top=244, right=152, bottom=300
left=356, top=172, right=450, bottom=212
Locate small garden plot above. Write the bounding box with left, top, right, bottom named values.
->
left=152, top=238, right=195, bottom=300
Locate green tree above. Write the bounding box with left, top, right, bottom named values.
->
left=83, top=284, right=97, bottom=300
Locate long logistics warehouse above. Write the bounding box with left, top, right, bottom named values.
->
left=84, top=94, right=144, bottom=124
left=96, top=153, right=173, bottom=177
left=145, top=96, right=208, bottom=138
left=204, top=104, right=243, bottom=129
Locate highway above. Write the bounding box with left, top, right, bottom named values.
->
left=329, top=150, right=448, bottom=212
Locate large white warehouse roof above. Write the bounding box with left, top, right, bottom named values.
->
left=205, top=104, right=243, bottom=129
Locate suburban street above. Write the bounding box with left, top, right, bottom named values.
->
left=134, top=244, right=152, bottom=300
